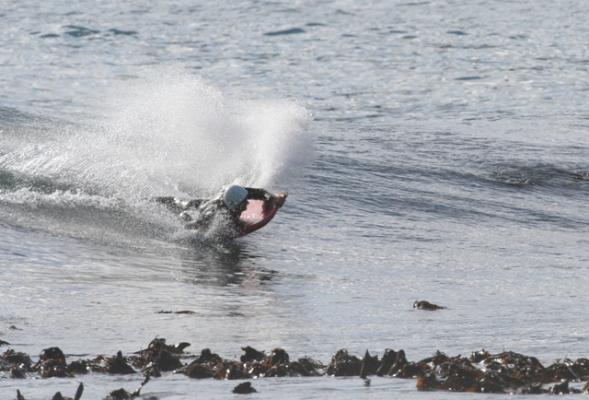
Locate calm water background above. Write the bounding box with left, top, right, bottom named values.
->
left=1, top=0, right=589, bottom=398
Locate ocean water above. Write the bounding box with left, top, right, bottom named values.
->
left=1, top=0, right=589, bottom=398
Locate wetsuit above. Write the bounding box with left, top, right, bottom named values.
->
left=155, top=188, right=273, bottom=232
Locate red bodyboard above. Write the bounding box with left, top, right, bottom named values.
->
left=238, top=199, right=279, bottom=236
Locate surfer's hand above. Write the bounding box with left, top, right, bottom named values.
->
left=274, top=192, right=287, bottom=208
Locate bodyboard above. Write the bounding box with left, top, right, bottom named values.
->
left=238, top=199, right=279, bottom=236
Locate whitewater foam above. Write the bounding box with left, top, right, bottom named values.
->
left=0, top=70, right=312, bottom=216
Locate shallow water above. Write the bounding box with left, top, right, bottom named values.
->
left=1, top=0, right=589, bottom=398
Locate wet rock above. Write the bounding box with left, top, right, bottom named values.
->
left=34, top=347, right=69, bottom=378
left=469, top=349, right=491, bottom=363
left=40, top=347, right=66, bottom=364
left=232, top=381, right=257, bottom=394
left=106, top=351, right=135, bottom=374
left=359, top=350, right=379, bottom=378
left=264, top=364, right=289, bottom=377
left=240, top=346, right=265, bottom=363
left=416, top=374, right=441, bottom=391
left=544, top=358, right=589, bottom=382
left=376, top=348, right=398, bottom=376
left=183, top=362, right=215, bottom=379
left=550, top=379, right=570, bottom=394
left=217, top=361, right=250, bottom=380
left=394, top=362, right=426, bottom=378
left=483, top=351, right=544, bottom=385
left=286, top=360, right=317, bottom=377
left=104, top=388, right=132, bottom=400
left=153, top=350, right=182, bottom=371
left=10, top=366, right=26, bottom=378
left=388, top=349, right=409, bottom=376
left=50, top=383, right=84, bottom=400
left=104, top=375, right=150, bottom=400
left=147, top=338, right=190, bottom=354
left=519, top=383, right=547, bottom=394
left=326, top=349, right=361, bottom=376
left=269, top=348, right=290, bottom=366
left=179, top=348, right=224, bottom=379
left=67, top=359, right=89, bottom=374
left=131, top=338, right=189, bottom=369
left=0, top=339, right=9, bottom=346
left=16, top=389, right=26, bottom=400
left=296, top=357, right=324, bottom=376
left=194, top=348, right=223, bottom=364
left=2, top=349, right=32, bottom=369
left=413, top=300, right=445, bottom=310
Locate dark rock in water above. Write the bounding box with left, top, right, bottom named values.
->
left=40, top=33, right=60, bottom=38
left=131, top=338, right=190, bottom=369
left=241, top=346, right=265, bottom=363
left=183, top=362, right=214, bottom=379
left=104, top=388, right=132, bottom=400
left=194, top=348, right=223, bottom=364
left=9, top=325, right=22, bottom=330
left=388, top=349, right=409, bottom=376
left=10, top=366, right=26, bottom=378
left=218, top=362, right=250, bottom=380
left=550, top=379, right=570, bottom=394
left=105, top=374, right=150, bottom=399
left=376, top=348, right=398, bottom=376
left=469, top=349, right=491, bottom=363
left=483, top=351, right=544, bottom=384
left=583, top=379, right=589, bottom=393
left=543, top=358, right=589, bottom=382
left=147, top=338, right=190, bottom=355
left=153, top=350, right=182, bottom=371
left=519, top=383, right=546, bottom=394
left=106, top=351, right=135, bottom=374
left=16, top=389, right=26, bottom=400
left=0, top=339, right=9, bottom=346
left=327, top=349, right=362, bottom=376
left=264, top=27, right=305, bottom=36
left=413, top=300, right=445, bottom=310
left=2, top=349, right=32, bottom=369
left=264, top=364, right=289, bottom=377
left=394, top=361, right=425, bottom=378
left=287, top=360, right=317, bottom=377
left=34, top=347, right=69, bottom=378
left=270, top=348, right=290, bottom=366
left=40, top=347, right=66, bottom=364
left=296, top=357, right=324, bottom=376
left=416, top=374, right=441, bottom=391
left=232, top=381, right=257, bottom=394
left=359, top=350, right=379, bottom=378
left=67, top=359, right=89, bottom=374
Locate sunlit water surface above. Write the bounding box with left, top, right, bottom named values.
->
left=1, top=0, right=589, bottom=398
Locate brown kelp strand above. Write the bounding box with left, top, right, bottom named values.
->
left=4, top=338, right=589, bottom=398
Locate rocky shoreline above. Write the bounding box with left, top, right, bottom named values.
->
left=3, top=337, right=589, bottom=398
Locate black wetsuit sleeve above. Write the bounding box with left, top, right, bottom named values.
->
left=245, top=188, right=271, bottom=200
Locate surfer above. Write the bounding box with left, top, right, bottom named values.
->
left=155, top=185, right=286, bottom=234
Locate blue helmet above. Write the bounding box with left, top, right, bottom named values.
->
left=223, top=185, right=248, bottom=210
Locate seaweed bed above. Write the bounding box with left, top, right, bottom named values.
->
left=3, top=337, right=589, bottom=399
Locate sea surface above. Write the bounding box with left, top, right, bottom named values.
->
left=1, top=0, right=589, bottom=398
